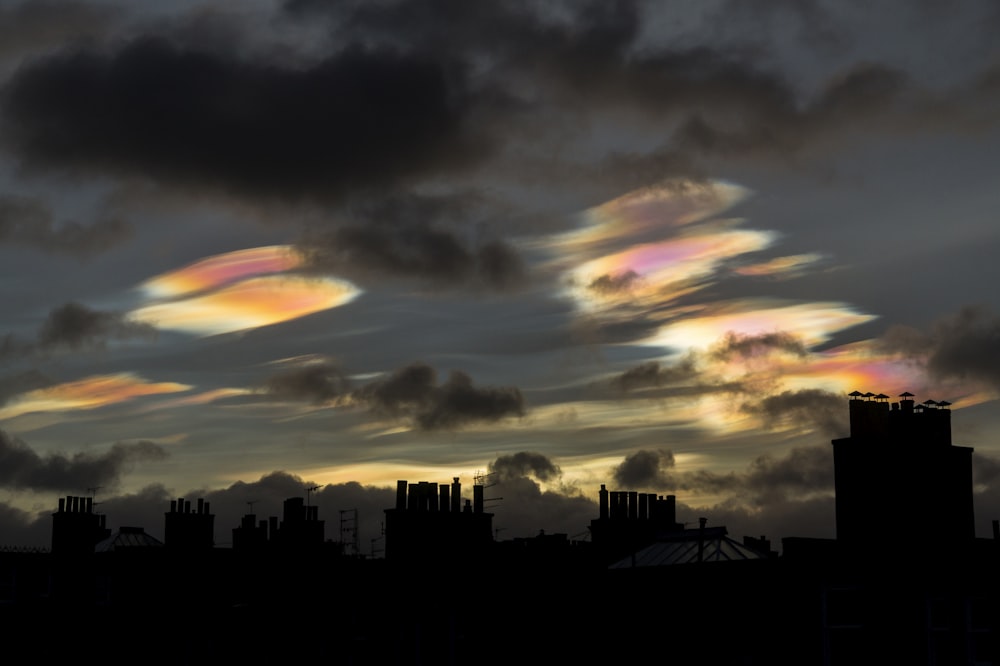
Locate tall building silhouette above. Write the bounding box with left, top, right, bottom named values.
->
left=832, top=391, right=974, bottom=545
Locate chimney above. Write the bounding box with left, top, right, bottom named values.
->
left=451, top=477, right=461, bottom=513
left=396, top=480, right=407, bottom=510
left=599, top=484, right=609, bottom=520
left=698, top=517, right=707, bottom=563
left=474, top=484, right=484, bottom=514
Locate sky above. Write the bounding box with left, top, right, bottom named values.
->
left=0, top=0, right=999, bottom=552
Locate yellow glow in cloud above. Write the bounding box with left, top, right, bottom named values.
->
left=132, top=275, right=360, bottom=335
left=561, top=179, right=750, bottom=251
left=568, top=229, right=775, bottom=308
left=648, top=301, right=876, bottom=351
left=142, top=246, right=303, bottom=299
left=734, top=253, right=823, bottom=278
left=784, top=341, right=996, bottom=409
left=0, top=373, right=191, bottom=420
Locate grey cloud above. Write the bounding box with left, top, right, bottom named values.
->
left=489, top=451, right=562, bottom=483
left=0, top=301, right=157, bottom=361
left=37, top=302, right=157, bottom=352
left=710, top=331, right=808, bottom=361
left=299, top=225, right=525, bottom=290
left=973, top=453, right=1000, bottom=487
left=261, top=362, right=350, bottom=405
left=0, top=195, right=131, bottom=256
left=0, top=431, right=168, bottom=492
left=192, top=472, right=396, bottom=547
left=414, top=370, right=525, bottom=431
left=489, top=475, right=597, bottom=539
left=878, top=305, right=1000, bottom=391
left=613, top=449, right=675, bottom=488
left=741, top=388, right=848, bottom=436
left=588, top=270, right=641, bottom=295
left=612, top=445, right=833, bottom=501
left=357, top=361, right=437, bottom=416
left=0, top=1, right=118, bottom=62
left=355, top=362, right=525, bottom=431
left=741, top=446, right=834, bottom=497
left=296, top=191, right=527, bottom=290
left=693, top=494, right=836, bottom=543
left=0, top=369, right=53, bottom=405
left=614, top=356, right=699, bottom=392
left=1, top=37, right=488, bottom=203
left=0, top=499, right=50, bottom=548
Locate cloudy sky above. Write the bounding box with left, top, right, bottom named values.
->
left=1, top=0, right=999, bottom=551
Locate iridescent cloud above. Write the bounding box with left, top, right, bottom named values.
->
left=567, top=228, right=775, bottom=309
left=558, top=180, right=750, bottom=254
left=131, top=274, right=360, bottom=335
left=0, top=373, right=191, bottom=420
left=647, top=301, right=876, bottom=351
left=141, top=246, right=303, bottom=299
left=131, top=245, right=361, bottom=336
left=733, top=253, right=824, bottom=278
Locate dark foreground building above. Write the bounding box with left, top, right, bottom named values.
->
left=2, top=392, right=1000, bottom=664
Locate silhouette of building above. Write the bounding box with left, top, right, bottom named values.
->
left=96, top=526, right=164, bottom=552
left=232, top=511, right=269, bottom=551
left=588, top=484, right=684, bottom=563
left=51, top=494, right=111, bottom=556
left=833, top=391, right=974, bottom=545
left=607, top=519, right=772, bottom=568
left=383, top=477, right=493, bottom=562
left=273, top=496, right=324, bottom=549
left=10, top=393, right=1000, bottom=664
left=231, top=496, right=325, bottom=552
left=164, top=496, right=215, bottom=550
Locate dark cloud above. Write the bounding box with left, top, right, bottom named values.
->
left=878, top=305, right=1000, bottom=391
left=297, top=191, right=526, bottom=289
left=0, top=431, right=168, bottom=492
left=489, top=451, right=561, bottom=483
left=1, top=37, right=487, bottom=202
left=0, top=369, right=53, bottom=405
left=0, top=1, right=118, bottom=62
left=355, top=361, right=525, bottom=430
left=0, top=195, right=131, bottom=256
left=710, top=331, right=808, bottom=361
left=0, top=300, right=156, bottom=362
left=415, top=370, right=525, bottom=431
left=612, top=445, right=833, bottom=502
left=740, top=446, right=834, bottom=498
left=358, top=361, right=436, bottom=415
left=973, top=452, right=1000, bottom=487
left=741, top=388, right=848, bottom=436
left=692, top=494, right=836, bottom=543
left=588, top=270, right=641, bottom=295
left=613, top=449, right=675, bottom=488
left=37, top=302, right=156, bottom=352
left=489, top=475, right=597, bottom=539
left=570, top=314, right=664, bottom=347
left=261, top=362, right=350, bottom=405
left=299, top=225, right=524, bottom=289
left=614, top=356, right=699, bottom=392
left=0, top=499, right=50, bottom=548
